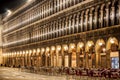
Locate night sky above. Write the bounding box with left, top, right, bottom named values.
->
left=0, top=0, right=25, bottom=14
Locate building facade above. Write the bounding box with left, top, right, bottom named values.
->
left=2, top=0, right=120, bottom=69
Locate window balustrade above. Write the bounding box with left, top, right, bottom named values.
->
left=2, top=0, right=120, bottom=48
left=3, top=0, right=87, bottom=34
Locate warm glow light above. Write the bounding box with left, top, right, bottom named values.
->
left=52, top=47, right=55, bottom=51
left=48, top=53, right=50, bottom=56
left=23, top=51, right=25, bottom=54
left=33, top=49, right=36, bottom=53
left=20, top=51, right=22, bottom=54
left=99, top=42, right=103, bottom=46
left=29, top=50, right=32, bottom=54
left=103, top=48, right=106, bottom=52
left=37, top=49, right=40, bottom=53
left=57, top=47, right=61, bottom=51
left=79, top=44, right=84, bottom=48
left=64, top=46, right=68, bottom=51
left=46, top=48, right=50, bottom=52
left=7, top=10, right=12, bottom=16
left=88, top=43, right=92, bottom=47
left=27, top=0, right=32, bottom=2
left=42, top=48, right=45, bottom=52
left=71, top=45, right=74, bottom=49
left=26, top=51, right=28, bottom=54
left=110, top=39, right=114, bottom=44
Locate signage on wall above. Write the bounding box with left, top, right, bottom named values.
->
left=110, top=52, right=119, bottom=57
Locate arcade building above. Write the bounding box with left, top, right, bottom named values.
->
left=1, top=0, right=120, bottom=69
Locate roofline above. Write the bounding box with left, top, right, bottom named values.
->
left=3, top=0, right=35, bottom=22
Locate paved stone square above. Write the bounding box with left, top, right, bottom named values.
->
left=0, top=67, right=67, bottom=80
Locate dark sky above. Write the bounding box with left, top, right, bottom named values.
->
left=0, top=0, right=25, bottom=14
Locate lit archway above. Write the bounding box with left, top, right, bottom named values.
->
left=106, top=37, right=119, bottom=69
left=41, top=48, right=45, bottom=67
left=37, top=48, right=41, bottom=67
left=69, top=43, right=76, bottom=67
left=62, top=44, right=69, bottom=67
left=95, top=39, right=106, bottom=68
left=77, top=42, right=84, bottom=67
left=51, top=46, right=56, bottom=67
left=56, top=45, right=62, bottom=67
left=85, top=41, right=95, bottom=68
left=45, top=47, right=51, bottom=67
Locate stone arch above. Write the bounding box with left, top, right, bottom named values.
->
left=45, top=47, right=50, bottom=56
left=69, top=43, right=76, bottom=53
left=41, top=48, right=45, bottom=55
left=29, top=50, right=32, bottom=56
left=95, top=39, right=106, bottom=68
left=85, top=9, right=90, bottom=15
left=86, top=41, right=96, bottom=68
left=26, top=50, right=29, bottom=56
left=41, top=48, right=45, bottom=66
left=56, top=45, right=62, bottom=67
left=77, top=42, right=84, bottom=53
left=69, top=43, right=77, bottom=67
left=33, top=49, right=36, bottom=56
left=85, top=41, right=94, bottom=52
left=56, top=45, right=62, bottom=53
left=95, top=39, right=106, bottom=53
left=77, top=12, right=81, bottom=18
left=101, top=4, right=105, bottom=10
left=62, top=44, right=69, bottom=53
left=106, top=37, right=119, bottom=51
left=62, top=44, right=69, bottom=67
left=51, top=46, right=56, bottom=67
left=112, top=0, right=118, bottom=6
left=95, top=5, right=100, bottom=12
left=37, top=48, right=40, bottom=56
left=51, top=46, right=56, bottom=55
left=45, top=47, right=51, bottom=67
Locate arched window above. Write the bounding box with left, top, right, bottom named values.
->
left=74, top=15, right=77, bottom=33
left=78, top=16, right=81, bottom=33
left=83, top=16, right=86, bottom=31
left=98, top=10, right=101, bottom=28
left=92, top=12, right=96, bottom=30
left=103, top=8, right=107, bottom=27
left=87, top=14, right=90, bottom=31
left=115, top=6, right=119, bottom=25
left=110, top=8, right=113, bottom=26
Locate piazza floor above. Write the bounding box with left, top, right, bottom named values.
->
left=0, top=67, right=67, bottom=80
left=0, top=67, right=119, bottom=80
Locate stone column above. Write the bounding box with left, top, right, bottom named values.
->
left=85, top=14, right=88, bottom=31
left=68, top=17, right=71, bottom=35
left=63, top=18, right=66, bottom=35
left=0, top=15, right=3, bottom=64
left=63, top=0, right=66, bottom=9
left=81, top=16, right=84, bottom=32
left=106, top=8, right=109, bottom=27
left=76, top=17, right=79, bottom=33
left=73, top=0, right=76, bottom=5
left=100, top=9, right=104, bottom=28
left=59, top=19, right=62, bottom=37
left=66, top=17, right=69, bottom=35
left=111, top=7, right=115, bottom=25
left=72, top=16, right=75, bottom=34
left=57, top=0, right=60, bottom=12
left=118, top=5, right=120, bottom=24
left=69, top=0, right=72, bottom=6
left=96, top=52, right=99, bottom=68
left=65, top=0, right=68, bottom=8
left=54, top=0, right=56, bottom=13
left=95, top=11, right=98, bottom=29
left=90, top=13, right=93, bottom=30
